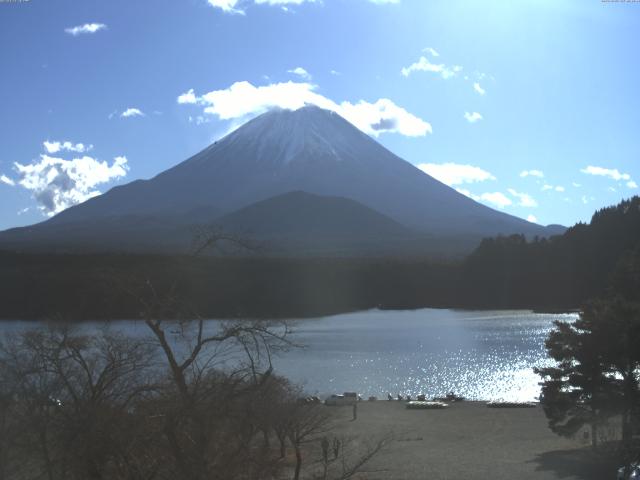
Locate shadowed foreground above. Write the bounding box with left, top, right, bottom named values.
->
left=325, top=401, right=619, bottom=480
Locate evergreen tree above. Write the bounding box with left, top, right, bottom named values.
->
left=537, top=297, right=640, bottom=456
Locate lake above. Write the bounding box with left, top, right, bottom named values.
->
left=0, top=308, right=577, bottom=402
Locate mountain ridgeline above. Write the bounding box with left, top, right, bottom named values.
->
left=0, top=106, right=561, bottom=256
left=0, top=196, right=638, bottom=320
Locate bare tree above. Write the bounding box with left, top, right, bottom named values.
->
left=0, top=326, right=158, bottom=480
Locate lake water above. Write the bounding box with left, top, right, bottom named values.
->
left=0, top=308, right=577, bottom=402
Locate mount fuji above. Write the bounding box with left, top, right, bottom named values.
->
left=0, top=105, right=563, bottom=255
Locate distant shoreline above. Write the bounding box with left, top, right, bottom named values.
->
left=0, top=306, right=580, bottom=323
left=0, top=250, right=582, bottom=321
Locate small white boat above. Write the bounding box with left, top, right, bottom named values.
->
left=406, top=401, right=448, bottom=410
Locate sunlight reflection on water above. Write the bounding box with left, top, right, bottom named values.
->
left=271, top=309, right=577, bottom=402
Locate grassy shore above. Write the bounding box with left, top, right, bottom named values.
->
left=323, top=401, right=620, bottom=480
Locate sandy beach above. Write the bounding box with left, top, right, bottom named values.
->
left=323, top=401, right=619, bottom=480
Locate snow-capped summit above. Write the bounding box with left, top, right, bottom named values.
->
left=214, top=105, right=361, bottom=166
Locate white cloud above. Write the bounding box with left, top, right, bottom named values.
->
left=401, top=56, right=462, bottom=79
left=65, top=23, right=107, bottom=36
left=255, top=0, right=317, bottom=4
left=13, top=152, right=129, bottom=216
left=479, top=192, right=512, bottom=209
left=541, top=184, right=566, bottom=192
left=520, top=169, right=544, bottom=178
left=581, top=165, right=637, bottom=190
left=473, top=82, right=486, bottom=95
left=188, top=115, right=211, bottom=125
left=1, top=174, right=15, bottom=186
left=208, top=0, right=320, bottom=14
left=288, top=67, right=311, bottom=80
left=43, top=140, right=92, bottom=154
left=572, top=182, right=581, bottom=187
left=330, top=69, right=341, bottom=76
left=339, top=99, right=431, bottom=137
left=417, top=162, right=495, bottom=186
left=508, top=188, right=537, bottom=207
left=527, top=214, right=537, bottom=223
left=177, top=88, right=198, bottom=104
left=207, top=0, right=245, bottom=14
left=463, top=111, right=482, bottom=123
left=422, top=47, right=439, bottom=57
left=456, top=188, right=514, bottom=209
left=457, top=188, right=512, bottom=209
left=120, top=108, right=145, bottom=118
left=580, top=165, right=631, bottom=181
left=181, top=80, right=432, bottom=137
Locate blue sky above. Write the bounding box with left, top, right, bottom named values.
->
left=0, top=0, right=639, bottom=230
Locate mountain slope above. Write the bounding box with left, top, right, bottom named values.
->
left=0, top=105, right=562, bottom=254
left=46, top=106, right=552, bottom=235
left=217, top=190, right=414, bottom=238
left=215, top=190, right=425, bottom=255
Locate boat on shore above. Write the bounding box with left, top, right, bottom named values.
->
left=406, top=401, right=448, bottom=410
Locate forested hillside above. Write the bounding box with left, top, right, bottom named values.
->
left=0, top=197, right=638, bottom=320
left=462, top=196, right=640, bottom=308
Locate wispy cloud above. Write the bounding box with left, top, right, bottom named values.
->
left=473, top=82, right=486, bottom=95
left=508, top=188, right=538, bottom=207
left=479, top=192, right=512, bottom=209
left=43, top=140, right=92, bottom=154
left=417, top=162, right=495, bottom=186
left=208, top=0, right=321, bottom=14
left=401, top=55, right=462, bottom=79
left=581, top=165, right=636, bottom=189
left=65, top=23, right=107, bottom=36
left=11, top=143, right=129, bottom=215
left=0, top=174, right=15, bottom=187
left=288, top=67, right=311, bottom=80
left=255, top=0, right=318, bottom=4
left=580, top=165, right=630, bottom=181
left=520, top=170, right=544, bottom=178
left=540, top=183, right=564, bottom=193
left=177, top=89, right=198, bottom=104
left=464, top=111, right=482, bottom=123
left=457, top=189, right=513, bottom=209
left=120, top=108, right=145, bottom=118
left=422, top=47, right=439, bottom=57
left=207, top=0, right=245, bottom=14
left=177, top=80, right=432, bottom=137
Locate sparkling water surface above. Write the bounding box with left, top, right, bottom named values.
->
left=0, top=308, right=577, bottom=402
left=271, top=309, right=576, bottom=402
